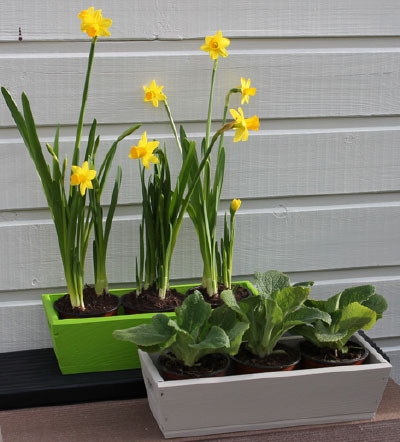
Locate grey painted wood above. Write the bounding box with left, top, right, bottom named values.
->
left=1, top=1, right=400, bottom=41
left=2, top=48, right=400, bottom=127
left=1, top=126, right=400, bottom=210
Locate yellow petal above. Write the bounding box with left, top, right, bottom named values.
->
left=80, top=182, right=87, bottom=196
left=87, top=169, right=96, bottom=180
left=148, top=154, right=159, bottom=165
left=230, top=108, right=240, bottom=120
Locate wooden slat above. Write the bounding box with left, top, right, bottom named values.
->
left=1, top=204, right=399, bottom=292
left=1, top=126, right=400, bottom=210
left=2, top=49, right=400, bottom=127
left=1, top=0, right=400, bottom=41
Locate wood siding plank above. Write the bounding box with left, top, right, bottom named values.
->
left=1, top=204, right=399, bottom=292
left=1, top=127, right=400, bottom=210
left=1, top=1, right=400, bottom=41
left=2, top=49, right=400, bottom=127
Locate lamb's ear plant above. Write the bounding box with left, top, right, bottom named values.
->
left=144, top=31, right=259, bottom=298
left=1, top=8, right=141, bottom=308
left=291, top=285, right=388, bottom=354
left=113, top=291, right=249, bottom=367
left=221, top=271, right=330, bottom=358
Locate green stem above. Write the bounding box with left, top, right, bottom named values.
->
left=228, top=212, right=236, bottom=289
left=205, top=59, right=218, bottom=150
left=72, top=36, right=98, bottom=167
left=163, top=100, right=182, bottom=155
left=219, top=89, right=238, bottom=150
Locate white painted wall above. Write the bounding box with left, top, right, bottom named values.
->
left=0, top=1, right=399, bottom=382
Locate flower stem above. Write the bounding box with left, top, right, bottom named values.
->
left=205, top=59, right=218, bottom=150
left=219, top=88, right=239, bottom=149
left=163, top=100, right=182, bottom=155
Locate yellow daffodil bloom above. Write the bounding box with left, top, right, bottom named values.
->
left=229, top=107, right=260, bottom=142
left=143, top=80, right=166, bottom=108
left=200, top=31, right=230, bottom=60
left=78, top=7, right=112, bottom=38
left=71, top=161, right=97, bottom=196
left=129, top=132, right=160, bottom=169
left=240, top=78, right=256, bottom=105
left=231, top=199, right=241, bottom=212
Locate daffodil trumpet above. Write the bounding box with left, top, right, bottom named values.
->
left=216, top=199, right=241, bottom=289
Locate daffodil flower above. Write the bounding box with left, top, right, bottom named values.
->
left=200, top=31, right=230, bottom=60
left=240, top=78, right=256, bottom=105
left=129, top=132, right=160, bottom=169
left=231, top=199, right=241, bottom=212
left=230, top=107, right=260, bottom=142
left=71, top=161, right=97, bottom=196
left=143, top=80, right=166, bottom=108
left=78, top=7, right=112, bottom=38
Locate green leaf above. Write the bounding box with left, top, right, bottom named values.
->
left=293, top=281, right=314, bottom=287
left=272, top=286, right=310, bottom=315
left=338, top=302, right=377, bottom=332
left=314, top=320, right=348, bottom=343
left=175, top=292, right=211, bottom=339
left=338, top=285, right=376, bottom=309
left=286, top=306, right=331, bottom=326
left=221, top=290, right=247, bottom=320
left=254, top=270, right=291, bottom=297
left=325, top=292, right=342, bottom=313
left=113, top=314, right=176, bottom=348
left=189, top=326, right=230, bottom=352
left=362, top=293, right=388, bottom=319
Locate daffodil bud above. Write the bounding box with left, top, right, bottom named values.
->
left=231, top=199, right=241, bottom=213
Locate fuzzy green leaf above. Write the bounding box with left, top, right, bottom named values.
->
left=254, top=270, right=291, bottom=297
left=175, top=291, right=212, bottom=340
left=338, top=285, right=376, bottom=309
left=272, top=286, right=310, bottom=315
left=113, top=314, right=176, bottom=348
left=362, top=293, right=388, bottom=319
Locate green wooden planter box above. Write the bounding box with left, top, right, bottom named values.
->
left=42, top=281, right=256, bottom=375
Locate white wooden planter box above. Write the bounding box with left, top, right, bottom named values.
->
left=139, top=333, right=391, bottom=439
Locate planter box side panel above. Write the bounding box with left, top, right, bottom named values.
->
left=140, top=334, right=391, bottom=438
left=42, top=282, right=257, bottom=374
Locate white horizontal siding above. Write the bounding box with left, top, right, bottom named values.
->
left=2, top=48, right=400, bottom=127
left=1, top=0, right=400, bottom=41
left=1, top=2, right=399, bottom=383
left=1, top=203, right=399, bottom=291
left=1, top=126, right=400, bottom=210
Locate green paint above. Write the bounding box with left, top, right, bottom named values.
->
left=42, top=281, right=256, bottom=375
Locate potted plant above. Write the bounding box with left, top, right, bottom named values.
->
left=135, top=272, right=391, bottom=439
left=114, top=291, right=249, bottom=379
left=216, top=198, right=241, bottom=292
left=220, top=270, right=330, bottom=373
left=291, top=285, right=388, bottom=368
left=2, top=7, right=140, bottom=317
left=142, top=31, right=258, bottom=305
